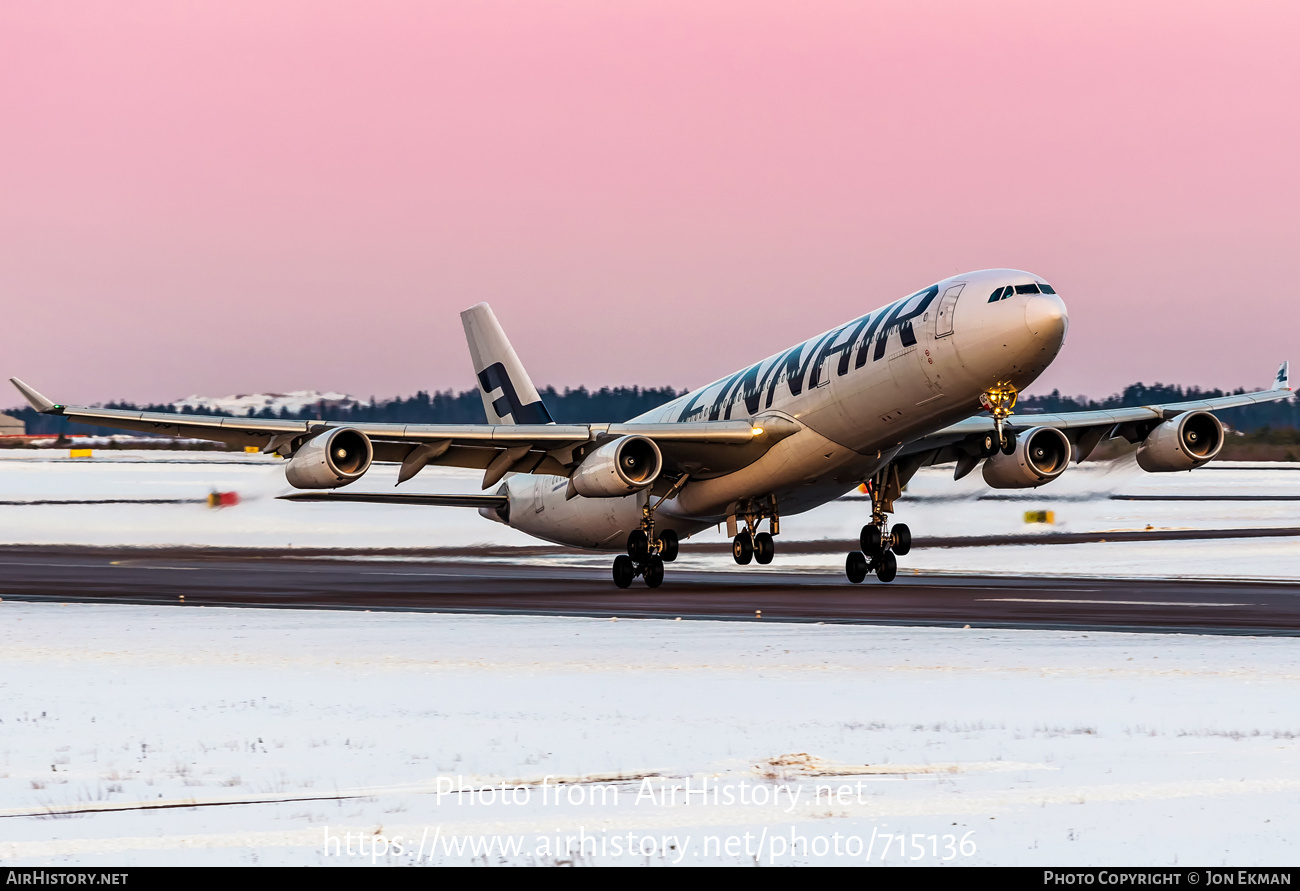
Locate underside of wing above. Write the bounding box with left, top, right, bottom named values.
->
left=278, top=492, right=508, bottom=508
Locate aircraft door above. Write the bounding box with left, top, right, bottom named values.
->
left=934, top=284, right=964, bottom=337
left=813, top=353, right=833, bottom=389
left=921, top=283, right=963, bottom=395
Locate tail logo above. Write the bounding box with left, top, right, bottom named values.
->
left=477, top=363, right=554, bottom=424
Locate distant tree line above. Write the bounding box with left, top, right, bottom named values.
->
left=5, top=381, right=1297, bottom=438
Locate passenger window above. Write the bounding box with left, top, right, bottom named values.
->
left=1014, top=283, right=1041, bottom=295
left=988, top=287, right=1005, bottom=303
left=1038, top=283, right=1056, bottom=294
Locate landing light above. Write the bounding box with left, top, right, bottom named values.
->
left=751, top=427, right=764, bottom=436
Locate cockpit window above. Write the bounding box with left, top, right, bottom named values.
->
left=1014, top=283, right=1041, bottom=295
left=1038, top=282, right=1056, bottom=294
left=988, top=286, right=1006, bottom=303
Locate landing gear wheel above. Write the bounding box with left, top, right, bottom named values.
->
left=732, top=533, right=754, bottom=565
left=612, top=554, right=635, bottom=589
left=891, top=523, right=912, bottom=556
left=627, top=529, right=649, bottom=562
left=754, top=532, right=775, bottom=565
left=644, top=555, right=664, bottom=588
left=1000, top=430, right=1018, bottom=456
left=978, top=432, right=999, bottom=458
left=659, top=529, right=679, bottom=562
left=875, top=549, right=898, bottom=583
left=860, top=524, right=884, bottom=558
left=846, top=551, right=868, bottom=584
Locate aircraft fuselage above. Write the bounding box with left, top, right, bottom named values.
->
left=490, top=269, right=1068, bottom=549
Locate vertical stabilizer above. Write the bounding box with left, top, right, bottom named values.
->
left=460, top=303, right=554, bottom=425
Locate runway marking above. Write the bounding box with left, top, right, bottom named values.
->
left=977, top=598, right=1255, bottom=607
left=105, top=562, right=494, bottom=579
left=929, top=585, right=1104, bottom=593
left=0, top=498, right=205, bottom=505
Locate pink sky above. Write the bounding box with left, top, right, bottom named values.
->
left=2, top=1, right=1297, bottom=405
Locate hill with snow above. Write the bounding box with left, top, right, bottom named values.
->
left=172, top=391, right=360, bottom=416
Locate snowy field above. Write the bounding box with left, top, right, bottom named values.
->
left=0, top=449, right=1296, bottom=579
left=1, top=603, right=1298, bottom=866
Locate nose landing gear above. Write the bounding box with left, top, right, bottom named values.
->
left=845, top=464, right=913, bottom=584
left=980, top=381, right=1020, bottom=454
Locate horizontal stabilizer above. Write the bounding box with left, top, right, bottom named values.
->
left=279, top=492, right=508, bottom=508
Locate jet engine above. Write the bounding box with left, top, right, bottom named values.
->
left=1136, top=411, right=1224, bottom=472
left=982, top=426, right=1072, bottom=489
left=284, top=428, right=373, bottom=488
left=570, top=435, right=663, bottom=498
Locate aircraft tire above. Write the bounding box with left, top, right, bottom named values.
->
left=860, top=524, right=883, bottom=558
left=659, top=529, right=679, bottom=562
left=875, top=550, right=898, bottom=583
left=627, top=529, right=650, bottom=562
left=613, top=555, right=635, bottom=589
left=1000, top=430, right=1018, bottom=456
left=754, top=532, right=775, bottom=564
left=644, top=555, right=665, bottom=588
left=732, top=533, right=753, bottom=565
left=846, top=551, right=868, bottom=584
left=892, top=523, right=912, bottom=556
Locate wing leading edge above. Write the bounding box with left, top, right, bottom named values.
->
left=8, top=379, right=801, bottom=489
left=898, top=361, right=1293, bottom=466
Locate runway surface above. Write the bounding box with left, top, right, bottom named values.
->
left=1, top=546, right=1298, bottom=635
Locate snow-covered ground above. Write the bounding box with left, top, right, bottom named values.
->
left=1, top=454, right=1297, bottom=866
left=0, top=450, right=1296, bottom=579
left=0, top=603, right=1296, bottom=866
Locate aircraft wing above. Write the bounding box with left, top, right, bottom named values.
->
left=9, top=379, right=800, bottom=488
left=897, top=361, right=1292, bottom=465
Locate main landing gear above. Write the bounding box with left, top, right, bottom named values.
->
left=612, top=527, right=678, bottom=589
left=731, top=495, right=780, bottom=566
left=845, top=464, right=912, bottom=584
left=612, top=475, right=689, bottom=589
left=845, top=521, right=910, bottom=583
left=732, top=529, right=775, bottom=565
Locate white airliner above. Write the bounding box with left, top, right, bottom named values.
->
left=11, top=269, right=1292, bottom=587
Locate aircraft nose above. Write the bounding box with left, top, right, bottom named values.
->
left=1024, top=292, right=1068, bottom=343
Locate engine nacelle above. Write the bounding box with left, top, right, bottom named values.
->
left=570, top=435, right=662, bottom=498
left=1136, top=411, right=1224, bottom=472
left=982, top=426, right=1072, bottom=489
left=284, top=428, right=373, bottom=488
